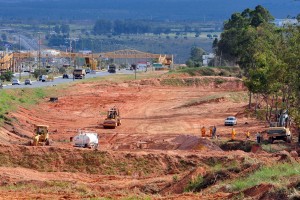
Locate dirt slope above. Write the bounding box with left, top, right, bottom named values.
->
left=0, top=75, right=298, bottom=199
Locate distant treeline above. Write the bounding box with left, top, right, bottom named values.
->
left=93, top=19, right=202, bottom=35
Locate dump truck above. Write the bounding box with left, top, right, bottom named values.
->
left=267, top=110, right=292, bottom=143
left=73, top=68, right=86, bottom=79
left=73, top=131, right=98, bottom=149
left=108, top=65, right=116, bottom=73
left=103, top=107, right=121, bottom=129
left=267, top=127, right=292, bottom=143
left=31, top=125, right=50, bottom=146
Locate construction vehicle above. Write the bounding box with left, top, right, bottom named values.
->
left=84, top=57, right=98, bottom=70
left=73, top=131, right=98, bottom=149
left=267, top=110, right=292, bottom=143
left=31, top=125, right=50, bottom=146
left=73, top=68, right=86, bottom=79
left=103, top=107, right=121, bottom=129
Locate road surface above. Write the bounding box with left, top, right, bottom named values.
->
left=3, top=70, right=134, bottom=89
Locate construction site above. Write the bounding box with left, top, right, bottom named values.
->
left=0, top=68, right=300, bottom=199
left=0, top=69, right=299, bottom=200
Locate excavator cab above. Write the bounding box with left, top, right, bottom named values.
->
left=32, top=125, right=50, bottom=146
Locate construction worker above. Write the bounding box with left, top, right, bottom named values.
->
left=201, top=126, right=206, bottom=137
left=212, top=125, right=217, bottom=139
left=231, top=128, right=236, bottom=140
left=209, top=126, right=213, bottom=138
left=256, top=132, right=261, bottom=144
left=246, top=131, right=250, bottom=140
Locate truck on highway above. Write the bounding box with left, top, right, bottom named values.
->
left=73, top=69, right=86, bottom=79
left=108, top=65, right=116, bottom=73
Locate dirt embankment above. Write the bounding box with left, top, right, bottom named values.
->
left=0, top=76, right=298, bottom=199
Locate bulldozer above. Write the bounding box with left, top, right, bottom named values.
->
left=31, top=125, right=50, bottom=146
left=103, top=107, right=121, bottom=129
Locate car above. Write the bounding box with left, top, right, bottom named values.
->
left=85, top=68, right=91, bottom=74
left=224, top=116, right=237, bottom=126
left=24, top=79, right=32, bottom=85
left=62, top=74, right=69, bottom=79
left=38, top=75, right=43, bottom=81
left=12, top=79, right=21, bottom=85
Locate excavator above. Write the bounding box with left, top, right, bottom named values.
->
left=103, top=107, right=121, bottom=129
left=31, top=125, right=50, bottom=146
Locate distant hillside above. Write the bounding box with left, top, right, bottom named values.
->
left=0, top=0, right=298, bottom=21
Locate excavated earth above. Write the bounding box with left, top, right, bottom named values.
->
left=0, top=74, right=299, bottom=199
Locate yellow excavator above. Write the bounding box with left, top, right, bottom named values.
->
left=103, top=107, right=121, bottom=129
left=31, top=125, right=50, bottom=146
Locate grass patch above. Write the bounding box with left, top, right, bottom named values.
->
left=179, top=91, right=247, bottom=108
left=173, top=66, right=242, bottom=77
left=231, top=162, right=300, bottom=191
left=0, top=87, right=54, bottom=124
left=185, top=175, right=204, bottom=192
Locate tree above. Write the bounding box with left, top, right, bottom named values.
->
left=60, top=24, right=70, bottom=35
left=93, top=19, right=112, bottom=34
left=54, top=25, right=60, bottom=34
left=1, top=33, right=7, bottom=41
left=0, top=71, right=14, bottom=81
left=186, top=47, right=205, bottom=67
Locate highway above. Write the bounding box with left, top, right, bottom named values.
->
left=2, top=69, right=133, bottom=89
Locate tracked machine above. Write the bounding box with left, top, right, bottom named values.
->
left=103, top=107, right=121, bottom=129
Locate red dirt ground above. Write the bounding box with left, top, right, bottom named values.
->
left=0, top=75, right=298, bottom=199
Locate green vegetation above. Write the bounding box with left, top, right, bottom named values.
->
left=175, top=66, right=242, bottom=77
left=179, top=91, right=247, bottom=108
left=231, top=163, right=300, bottom=191
left=0, top=88, right=51, bottom=123
left=215, top=5, right=300, bottom=127
left=0, top=180, right=95, bottom=197
left=185, top=175, right=204, bottom=192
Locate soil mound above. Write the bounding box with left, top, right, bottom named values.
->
left=172, top=135, right=222, bottom=151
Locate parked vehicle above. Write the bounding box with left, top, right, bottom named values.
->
left=73, top=132, right=98, bottom=149
left=24, top=79, right=32, bottom=85
left=224, top=116, right=237, bottom=126
left=12, top=79, right=21, bottom=85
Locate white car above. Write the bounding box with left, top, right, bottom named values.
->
left=224, top=116, right=237, bottom=126
left=12, top=79, right=21, bottom=85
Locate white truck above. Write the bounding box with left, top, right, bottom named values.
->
left=73, top=132, right=98, bottom=149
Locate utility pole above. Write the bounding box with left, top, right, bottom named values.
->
left=38, top=32, right=41, bottom=79
left=66, top=37, right=79, bottom=68
left=19, top=34, right=21, bottom=80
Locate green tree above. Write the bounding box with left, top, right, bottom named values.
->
left=186, top=47, right=205, bottom=67
left=93, top=19, right=112, bottom=34
left=60, top=24, right=70, bottom=35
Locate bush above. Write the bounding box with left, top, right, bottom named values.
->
left=0, top=71, right=14, bottom=81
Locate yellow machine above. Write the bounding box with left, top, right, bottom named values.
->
left=103, top=107, right=121, bottom=129
left=32, top=125, right=50, bottom=146
left=84, top=57, right=98, bottom=70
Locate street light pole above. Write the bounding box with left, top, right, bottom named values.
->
left=38, top=32, right=41, bottom=79
left=19, top=34, right=21, bottom=80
